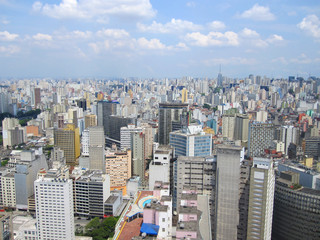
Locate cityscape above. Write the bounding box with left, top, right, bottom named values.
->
left=1, top=1, right=320, bottom=240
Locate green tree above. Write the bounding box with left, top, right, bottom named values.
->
left=203, top=103, right=211, bottom=110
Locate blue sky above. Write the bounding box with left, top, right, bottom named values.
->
left=0, top=0, right=319, bottom=78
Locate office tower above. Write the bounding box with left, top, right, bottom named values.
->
left=169, top=124, right=212, bottom=157
left=201, top=79, right=209, bottom=94
left=174, top=155, right=216, bottom=231
left=234, top=114, right=249, bottom=142
left=68, top=108, right=78, bottom=127
left=1, top=172, right=15, bottom=208
left=149, top=146, right=173, bottom=190
left=181, top=88, right=188, bottom=103
left=34, top=175, right=75, bottom=240
left=305, top=137, right=320, bottom=158
left=158, top=103, right=189, bottom=145
left=77, top=98, right=87, bottom=111
left=84, top=114, right=97, bottom=129
left=74, top=170, right=110, bottom=218
left=120, top=124, right=142, bottom=150
left=222, top=114, right=236, bottom=140
left=54, top=123, right=80, bottom=166
left=34, top=88, right=41, bottom=108
left=0, top=92, right=9, bottom=113
left=141, top=123, right=154, bottom=160
left=248, top=122, right=274, bottom=158
left=109, top=115, right=136, bottom=141
left=280, top=125, right=298, bottom=155
left=217, top=70, right=223, bottom=87
left=105, top=149, right=131, bottom=195
left=81, top=129, right=89, bottom=156
left=97, top=101, right=118, bottom=136
left=247, top=158, right=275, bottom=240
left=15, top=150, right=48, bottom=210
left=2, top=118, right=26, bottom=148
left=272, top=172, right=320, bottom=240
left=0, top=212, right=13, bottom=240
left=88, top=126, right=105, bottom=172
left=238, top=160, right=252, bottom=240
left=215, top=145, right=243, bottom=240
left=131, top=131, right=146, bottom=185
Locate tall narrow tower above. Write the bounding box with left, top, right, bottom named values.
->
left=247, top=158, right=275, bottom=240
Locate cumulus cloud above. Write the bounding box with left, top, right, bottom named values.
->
left=240, top=28, right=283, bottom=48
left=207, top=21, right=226, bottom=31
left=266, top=34, right=283, bottom=43
left=186, top=1, right=196, bottom=8
left=137, top=18, right=202, bottom=34
left=240, top=28, right=259, bottom=38
left=137, top=37, right=166, bottom=50
left=0, top=45, right=20, bottom=54
left=239, top=4, right=275, bottom=21
left=32, top=0, right=156, bottom=20
left=0, top=31, right=19, bottom=41
left=185, top=31, right=239, bottom=47
left=32, top=33, right=52, bottom=41
left=96, top=29, right=130, bottom=38
left=298, top=15, right=320, bottom=39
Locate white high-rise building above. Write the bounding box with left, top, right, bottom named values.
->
left=34, top=176, right=75, bottom=240
left=120, top=124, right=142, bottom=150
left=280, top=125, right=298, bottom=155
left=247, top=158, right=275, bottom=240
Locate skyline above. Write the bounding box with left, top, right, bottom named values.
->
left=0, top=0, right=320, bottom=78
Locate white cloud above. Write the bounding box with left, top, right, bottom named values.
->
left=0, top=45, right=20, bottom=54
left=239, top=4, right=275, bottom=21
left=32, top=33, right=52, bottom=41
left=0, top=31, right=19, bottom=41
left=204, top=57, right=257, bottom=66
left=33, top=0, right=156, bottom=20
left=137, top=18, right=202, bottom=34
left=271, top=57, right=288, bottom=64
left=137, top=37, right=166, bottom=50
left=298, top=15, right=320, bottom=39
left=207, top=21, right=226, bottom=30
left=96, top=29, right=130, bottom=38
left=185, top=31, right=239, bottom=47
left=266, top=34, right=283, bottom=43
left=240, top=28, right=259, bottom=38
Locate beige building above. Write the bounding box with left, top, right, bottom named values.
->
left=1, top=172, right=16, bottom=208
left=85, top=114, right=97, bottom=129
left=105, top=150, right=131, bottom=195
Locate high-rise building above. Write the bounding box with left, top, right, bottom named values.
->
left=120, top=124, right=142, bottom=150
left=97, top=101, right=118, bottom=136
left=280, top=125, right=298, bottom=155
left=181, top=88, right=188, bottom=103
left=84, top=114, right=97, bottom=129
left=174, top=155, right=216, bottom=232
left=88, top=126, right=105, bottom=172
left=272, top=172, right=320, bottom=240
left=234, top=114, right=249, bottom=143
left=158, top=103, right=188, bottom=145
left=222, top=114, right=236, bottom=140
left=106, top=150, right=131, bottom=195
left=2, top=118, right=26, bottom=148
left=34, top=88, right=41, bottom=108
left=215, top=145, right=243, bottom=240
left=169, top=124, right=212, bottom=157
left=109, top=115, right=136, bottom=141
left=1, top=172, right=15, bottom=208
left=247, top=158, right=275, bottom=240
left=74, top=170, right=110, bottom=218
left=131, top=131, right=145, bottom=185
left=54, top=123, right=80, bottom=166
left=248, top=122, right=274, bottom=157
left=81, top=129, right=89, bottom=157
left=34, top=175, right=75, bottom=240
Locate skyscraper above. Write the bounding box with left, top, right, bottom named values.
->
left=158, top=103, right=188, bottom=145
left=34, top=175, right=75, bottom=240
left=131, top=131, right=145, bottom=185
left=169, top=124, right=212, bottom=157
left=97, top=101, right=118, bottom=136
left=248, top=122, right=274, bottom=157
left=54, top=124, right=80, bottom=166
left=215, top=145, right=243, bottom=240
left=88, top=126, right=105, bottom=173
left=181, top=88, right=188, bottom=103
left=34, top=88, right=41, bottom=108
left=247, top=158, right=275, bottom=240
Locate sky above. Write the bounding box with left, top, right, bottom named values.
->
left=0, top=0, right=320, bottom=79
